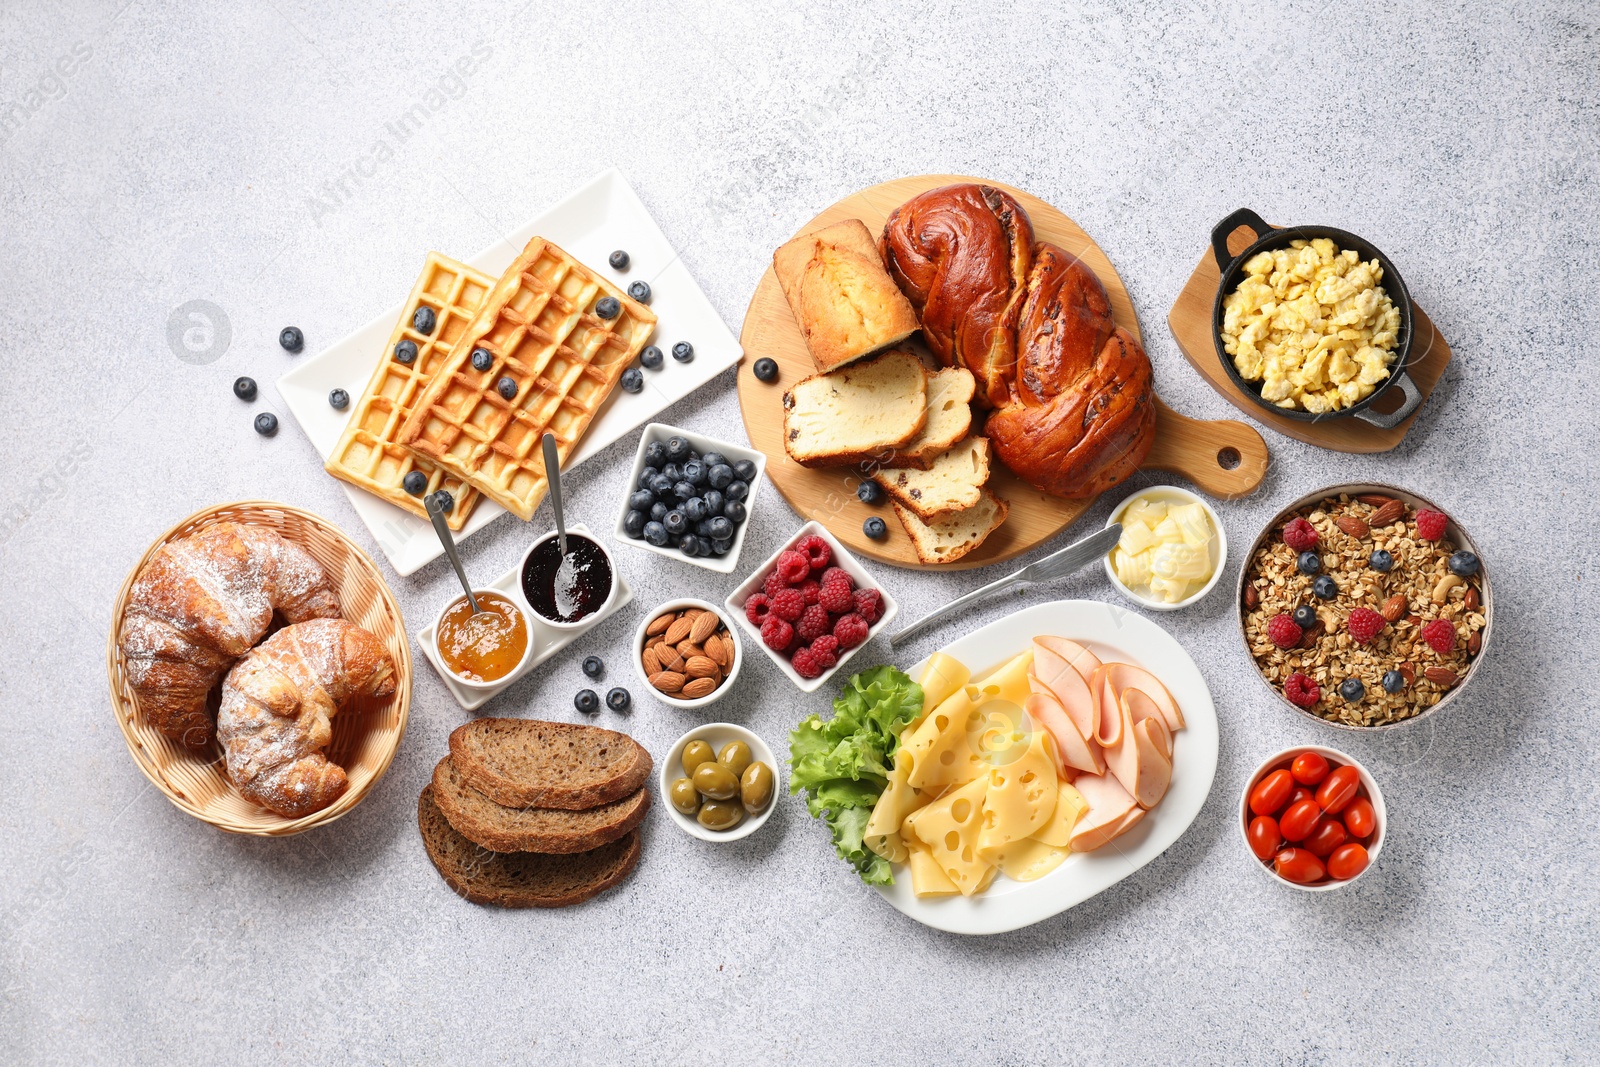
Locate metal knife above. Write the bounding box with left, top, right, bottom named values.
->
left=888, top=523, right=1123, bottom=648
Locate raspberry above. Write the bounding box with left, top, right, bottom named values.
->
left=760, top=614, right=793, bottom=652
left=851, top=588, right=884, bottom=624
left=761, top=569, right=789, bottom=599
left=808, top=634, right=840, bottom=669
left=1282, top=517, right=1319, bottom=553
left=797, top=603, right=832, bottom=642
left=797, top=579, right=821, bottom=606
left=794, top=533, right=832, bottom=573
left=790, top=647, right=823, bottom=679
left=1283, top=672, right=1321, bottom=709
left=1266, top=613, right=1303, bottom=649
left=769, top=587, right=805, bottom=621
left=775, top=550, right=811, bottom=585
left=1420, top=619, right=1457, bottom=654
left=819, top=566, right=851, bottom=589
left=1345, top=608, right=1387, bottom=645
left=818, top=573, right=855, bottom=614
left=833, top=612, right=870, bottom=649
left=1415, top=509, right=1448, bottom=541
left=744, top=592, right=772, bottom=625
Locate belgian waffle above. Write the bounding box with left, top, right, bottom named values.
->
left=324, top=253, right=493, bottom=530
left=397, top=238, right=657, bottom=521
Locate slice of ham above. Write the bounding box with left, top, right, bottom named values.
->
left=1069, top=772, right=1145, bottom=852
left=1091, top=666, right=1122, bottom=747
left=1102, top=663, right=1184, bottom=731
left=1029, top=653, right=1099, bottom=743
left=1098, top=688, right=1173, bottom=809
left=1034, top=636, right=1103, bottom=682
left=1024, top=691, right=1105, bottom=775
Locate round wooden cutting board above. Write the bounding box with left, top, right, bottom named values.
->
left=737, top=174, right=1268, bottom=570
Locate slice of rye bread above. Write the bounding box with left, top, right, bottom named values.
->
left=448, top=718, right=653, bottom=810
left=882, top=367, right=976, bottom=470
left=780, top=348, right=927, bottom=467
left=418, top=786, right=641, bottom=908
left=873, top=436, right=991, bottom=521
left=431, top=756, right=651, bottom=854
left=893, top=487, right=1010, bottom=565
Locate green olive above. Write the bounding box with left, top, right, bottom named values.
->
left=691, top=761, right=739, bottom=801
left=717, top=740, right=753, bottom=778
left=741, top=761, right=774, bottom=814
left=681, top=740, right=716, bottom=777
left=697, top=799, right=745, bottom=832
left=669, top=777, right=701, bottom=816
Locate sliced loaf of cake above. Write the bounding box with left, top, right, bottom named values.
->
left=781, top=348, right=927, bottom=467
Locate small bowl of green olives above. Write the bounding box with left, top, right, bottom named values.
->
left=661, top=723, right=780, bottom=842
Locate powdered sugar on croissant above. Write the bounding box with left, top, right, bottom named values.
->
left=218, top=619, right=396, bottom=818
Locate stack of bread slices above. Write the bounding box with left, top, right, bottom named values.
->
left=418, top=719, right=651, bottom=908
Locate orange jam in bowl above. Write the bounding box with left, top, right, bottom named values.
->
left=435, top=591, right=529, bottom=684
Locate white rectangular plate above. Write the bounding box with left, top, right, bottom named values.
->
left=415, top=525, right=633, bottom=711
left=276, top=168, right=743, bottom=576
left=872, top=599, right=1218, bottom=935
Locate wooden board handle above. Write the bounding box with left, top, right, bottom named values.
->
left=1143, top=398, right=1268, bottom=499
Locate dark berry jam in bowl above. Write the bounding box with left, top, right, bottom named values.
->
left=519, top=531, right=617, bottom=629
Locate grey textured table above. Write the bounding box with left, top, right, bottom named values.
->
left=3, top=2, right=1596, bottom=1064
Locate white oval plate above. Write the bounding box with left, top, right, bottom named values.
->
left=873, top=599, right=1219, bottom=935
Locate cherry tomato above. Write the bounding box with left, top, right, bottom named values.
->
left=1279, top=798, right=1323, bottom=842
left=1343, top=797, right=1377, bottom=838
left=1274, top=847, right=1327, bottom=884
left=1303, top=817, right=1348, bottom=858
left=1316, top=765, right=1361, bottom=814
left=1249, top=769, right=1294, bottom=816
left=1327, top=842, right=1370, bottom=880
left=1248, top=815, right=1282, bottom=860
left=1290, top=751, right=1330, bottom=786
left=1287, top=786, right=1314, bottom=809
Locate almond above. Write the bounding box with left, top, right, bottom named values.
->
left=1464, top=586, right=1480, bottom=612
left=1424, top=667, right=1458, bottom=688
left=1467, top=631, right=1482, bottom=656
left=658, top=648, right=685, bottom=674
left=1381, top=595, right=1408, bottom=623
left=646, top=613, right=675, bottom=636
left=1298, top=622, right=1325, bottom=649
left=1335, top=515, right=1370, bottom=539
left=680, top=677, right=718, bottom=700
left=663, top=615, right=694, bottom=645
left=705, top=633, right=729, bottom=668
left=1357, top=494, right=1398, bottom=507
left=1244, top=583, right=1259, bottom=610
left=649, top=670, right=686, bottom=694
left=641, top=645, right=661, bottom=675
left=689, top=610, right=721, bottom=645
left=1369, top=499, right=1407, bottom=527
left=677, top=641, right=704, bottom=660
left=1399, top=663, right=1416, bottom=686
left=684, top=656, right=720, bottom=679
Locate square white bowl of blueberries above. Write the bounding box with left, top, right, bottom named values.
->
left=613, top=423, right=767, bottom=574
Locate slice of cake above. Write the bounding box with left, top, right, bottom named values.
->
left=873, top=437, right=992, bottom=521
left=894, top=488, right=1009, bottom=565
left=883, top=367, right=976, bottom=470
left=781, top=348, right=927, bottom=468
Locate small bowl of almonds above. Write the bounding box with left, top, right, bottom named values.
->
left=632, top=599, right=743, bottom=709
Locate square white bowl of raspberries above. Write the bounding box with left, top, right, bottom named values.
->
left=726, top=521, right=898, bottom=693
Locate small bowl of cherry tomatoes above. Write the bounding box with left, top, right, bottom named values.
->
left=1240, top=746, right=1386, bottom=891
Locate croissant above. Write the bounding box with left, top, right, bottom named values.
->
left=217, top=619, right=396, bottom=818
left=881, top=184, right=1156, bottom=499
left=118, top=523, right=341, bottom=747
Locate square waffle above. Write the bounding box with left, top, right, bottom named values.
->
left=397, top=237, right=657, bottom=520
left=324, top=253, right=494, bottom=530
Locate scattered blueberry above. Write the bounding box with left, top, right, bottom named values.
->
left=725, top=480, right=748, bottom=502
left=471, top=347, right=493, bottom=372
left=233, top=376, right=257, bottom=401
left=429, top=490, right=455, bottom=513
left=279, top=326, right=304, bottom=353
left=575, top=689, right=601, bottom=714
left=608, top=250, right=629, bottom=270
left=643, top=521, right=669, bottom=546
left=412, top=306, right=437, bottom=335
left=1369, top=549, right=1394, bottom=573
left=644, top=440, right=667, bottom=466
left=620, top=367, right=643, bottom=394
left=665, top=436, right=691, bottom=461
left=864, top=516, right=888, bottom=540
left=1449, top=550, right=1480, bottom=578
left=582, top=655, right=605, bottom=679
left=649, top=502, right=668, bottom=522
left=394, top=339, right=418, bottom=365
left=628, top=281, right=651, bottom=303
left=1339, top=677, right=1366, bottom=703
left=403, top=470, right=428, bottom=496
left=328, top=388, right=349, bottom=410
left=732, top=459, right=757, bottom=482
left=640, top=345, right=664, bottom=370
left=630, top=489, right=655, bottom=512
left=857, top=480, right=883, bottom=505
left=1296, top=551, right=1322, bottom=575
left=723, top=500, right=746, bottom=524
left=684, top=497, right=708, bottom=523
left=664, top=511, right=687, bottom=535
left=672, top=341, right=694, bottom=363
left=253, top=412, right=278, bottom=436
left=595, top=296, right=621, bottom=320
left=606, top=686, right=631, bottom=711
left=623, top=509, right=646, bottom=537
left=682, top=459, right=706, bottom=486
left=708, top=516, right=733, bottom=541
left=1293, top=605, right=1318, bottom=630
left=752, top=357, right=778, bottom=383
left=1382, top=669, right=1406, bottom=694
left=702, top=489, right=724, bottom=515
left=497, top=377, right=518, bottom=400
left=1313, top=574, right=1338, bottom=600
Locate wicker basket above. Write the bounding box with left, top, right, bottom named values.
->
left=106, top=501, right=412, bottom=835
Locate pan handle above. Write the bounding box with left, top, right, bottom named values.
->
left=1353, top=370, right=1423, bottom=429
left=1211, top=208, right=1274, bottom=272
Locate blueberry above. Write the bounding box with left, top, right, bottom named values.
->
left=649, top=501, right=668, bottom=522
left=429, top=490, right=455, bottom=513
left=629, top=489, right=654, bottom=512
left=732, top=459, right=757, bottom=482
left=638, top=466, right=659, bottom=489
left=394, top=339, right=418, bottom=365
left=1296, top=551, right=1322, bottom=575
left=575, top=689, right=600, bottom=714
left=708, top=516, right=733, bottom=541
left=672, top=341, right=694, bottom=363
left=643, top=440, right=667, bottom=466
left=695, top=518, right=716, bottom=538
left=664, top=511, right=687, bottom=535
left=864, top=516, right=888, bottom=540
left=680, top=535, right=700, bottom=557
left=725, top=480, right=748, bottom=502
left=279, top=326, right=304, bottom=353
left=496, top=377, right=518, bottom=400
left=752, top=357, right=778, bottom=383
left=711, top=539, right=732, bottom=556
left=674, top=480, right=695, bottom=500
left=628, top=281, right=651, bottom=303
left=1339, top=677, right=1365, bottom=703
left=582, top=655, right=604, bottom=679
left=1313, top=574, right=1338, bottom=600
left=233, top=376, right=257, bottom=401
left=253, top=412, right=278, bottom=436
left=660, top=462, right=681, bottom=483
left=595, top=296, right=621, bottom=319
left=682, top=460, right=706, bottom=486
left=471, top=347, right=493, bottom=372
left=623, top=509, right=646, bottom=538
left=684, top=497, right=708, bottom=523
left=1449, top=550, right=1479, bottom=578
left=643, top=520, right=668, bottom=546
left=620, top=367, right=643, bottom=394
left=328, top=388, right=349, bottom=410
left=857, top=480, right=883, bottom=505
left=1382, top=669, right=1406, bottom=694
left=1369, top=549, right=1394, bottom=573
left=696, top=536, right=714, bottom=557
left=702, top=489, right=724, bottom=515
left=723, top=499, right=746, bottom=524
left=412, top=306, right=436, bottom=335
left=640, top=345, right=664, bottom=370
left=606, top=686, right=631, bottom=711
left=700, top=451, right=725, bottom=468
left=1293, top=605, right=1317, bottom=630
left=707, top=464, right=733, bottom=490
left=403, top=470, right=428, bottom=496
left=665, top=436, right=691, bottom=461
left=608, top=250, right=629, bottom=270
left=650, top=474, right=674, bottom=497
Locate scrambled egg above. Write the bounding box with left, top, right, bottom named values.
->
left=1220, top=238, right=1401, bottom=414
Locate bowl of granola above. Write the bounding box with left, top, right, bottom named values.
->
left=1238, top=484, right=1491, bottom=729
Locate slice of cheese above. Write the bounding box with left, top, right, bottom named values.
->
left=916, top=651, right=971, bottom=720
left=907, top=844, right=959, bottom=897
left=903, top=686, right=986, bottom=791
left=976, top=728, right=1058, bottom=858
left=988, top=837, right=1070, bottom=882
left=902, top=775, right=990, bottom=896
left=1031, top=779, right=1088, bottom=849
left=970, top=650, right=1034, bottom=709
left=865, top=749, right=923, bottom=862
